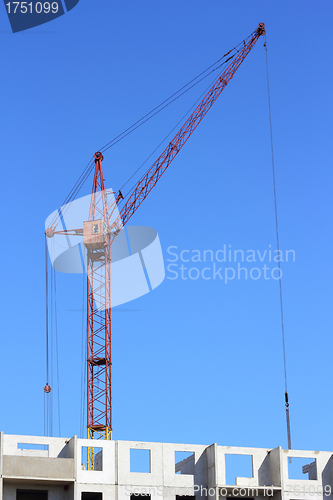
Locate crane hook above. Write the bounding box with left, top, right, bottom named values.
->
left=44, top=383, right=51, bottom=394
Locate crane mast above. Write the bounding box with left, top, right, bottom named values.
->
left=85, top=152, right=112, bottom=448
left=45, top=23, right=265, bottom=470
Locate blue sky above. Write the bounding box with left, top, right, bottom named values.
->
left=0, top=0, right=332, bottom=456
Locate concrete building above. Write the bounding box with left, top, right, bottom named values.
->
left=0, top=432, right=332, bottom=500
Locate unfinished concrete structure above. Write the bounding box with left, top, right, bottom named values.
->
left=0, top=433, right=332, bottom=500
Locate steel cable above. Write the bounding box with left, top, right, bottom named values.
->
left=264, top=34, right=292, bottom=454
left=54, top=270, right=61, bottom=436
left=49, top=31, right=257, bottom=230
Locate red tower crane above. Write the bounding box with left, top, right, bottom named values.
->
left=45, top=23, right=265, bottom=469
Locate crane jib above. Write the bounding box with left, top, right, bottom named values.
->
left=116, top=24, right=265, bottom=232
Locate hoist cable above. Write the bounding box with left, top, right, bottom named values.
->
left=264, top=35, right=292, bottom=453
left=80, top=269, right=86, bottom=438
left=45, top=236, right=50, bottom=387
left=51, top=55, right=235, bottom=230
left=120, top=64, right=228, bottom=202
left=61, top=156, right=95, bottom=206
left=99, top=53, right=236, bottom=156
left=44, top=393, right=46, bottom=437
left=50, top=157, right=95, bottom=230
left=97, top=36, right=252, bottom=155
left=50, top=262, right=54, bottom=437
left=54, top=271, right=61, bottom=437
left=44, top=239, right=61, bottom=437
left=97, top=33, right=257, bottom=155
left=44, top=237, right=50, bottom=436
left=49, top=32, right=257, bottom=230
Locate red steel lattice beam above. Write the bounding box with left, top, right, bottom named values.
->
left=110, top=23, right=265, bottom=234
left=86, top=152, right=112, bottom=461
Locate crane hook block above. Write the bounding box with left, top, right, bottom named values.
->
left=44, top=383, right=51, bottom=394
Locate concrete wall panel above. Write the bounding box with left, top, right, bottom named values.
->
left=3, top=456, right=73, bottom=480
left=1, top=433, right=332, bottom=500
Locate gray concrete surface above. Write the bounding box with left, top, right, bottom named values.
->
left=0, top=433, right=332, bottom=500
